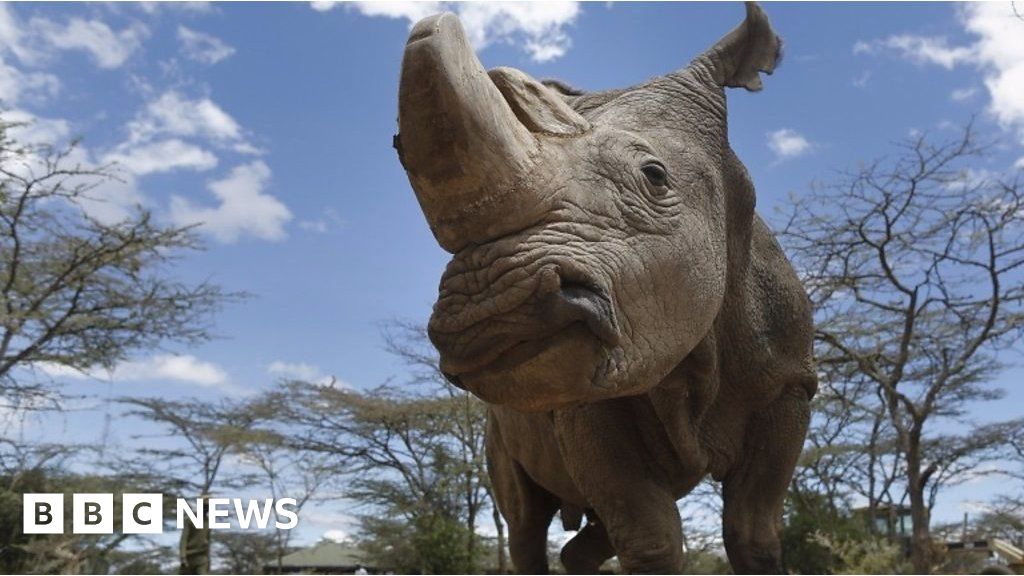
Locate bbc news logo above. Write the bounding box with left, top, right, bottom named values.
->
left=24, top=494, right=298, bottom=534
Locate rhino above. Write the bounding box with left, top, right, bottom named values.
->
left=394, top=3, right=816, bottom=573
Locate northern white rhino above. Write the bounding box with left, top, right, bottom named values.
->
left=394, top=3, right=816, bottom=573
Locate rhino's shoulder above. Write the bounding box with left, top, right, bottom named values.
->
left=742, top=213, right=817, bottom=397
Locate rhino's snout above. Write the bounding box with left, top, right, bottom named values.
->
left=430, top=264, right=619, bottom=378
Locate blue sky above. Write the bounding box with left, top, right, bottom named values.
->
left=3, top=1, right=1024, bottom=545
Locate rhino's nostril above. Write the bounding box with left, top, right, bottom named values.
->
left=552, top=281, right=620, bottom=347
left=560, top=280, right=605, bottom=301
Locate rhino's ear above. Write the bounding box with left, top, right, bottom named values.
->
left=694, top=2, right=781, bottom=92
left=488, top=67, right=590, bottom=136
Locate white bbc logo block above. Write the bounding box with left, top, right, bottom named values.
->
left=73, top=493, right=113, bottom=534
left=23, top=494, right=64, bottom=534
left=123, top=493, right=164, bottom=534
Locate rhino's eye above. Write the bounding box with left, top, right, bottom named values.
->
left=641, top=163, right=669, bottom=190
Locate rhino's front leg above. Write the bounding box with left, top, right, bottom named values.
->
left=722, top=383, right=811, bottom=574
left=487, top=414, right=561, bottom=574
left=554, top=400, right=683, bottom=574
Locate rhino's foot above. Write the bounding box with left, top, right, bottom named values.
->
left=615, top=536, right=684, bottom=574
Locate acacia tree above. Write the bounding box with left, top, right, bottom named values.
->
left=792, top=369, right=901, bottom=520
left=276, top=379, right=488, bottom=573
left=781, top=124, right=1024, bottom=572
left=233, top=418, right=338, bottom=572
left=380, top=321, right=499, bottom=571
left=117, top=397, right=271, bottom=574
left=274, top=321, right=501, bottom=574
left=0, top=117, right=231, bottom=410
left=0, top=439, right=179, bottom=574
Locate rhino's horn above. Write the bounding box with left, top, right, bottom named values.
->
left=397, top=13, right=539, bottom=253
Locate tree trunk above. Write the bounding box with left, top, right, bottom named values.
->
left=179, top=519, right=210, bottom=575
left=493, top=505, right=507, bottom=573
left=906, top=440, right=933, bottom=573
left=467, top=509, right=478, bottom=572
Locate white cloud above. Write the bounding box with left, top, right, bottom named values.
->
left=177, top=25, right=235, bottom=65
left=77, top=175, right=147, bottom=224
left=37, top=354, right=230, bottom=389
left=269, top=361, right=322, bottom=381
left=298, top=207, right=343, bottom=234
left=332, top=1, right=443, bottom=21
left=950, top=86, right=978, bottom=102
left=104, top=139, right=218, bottom=175
left=4, top=108, right=70, bottom=145
left=766, top=128, right=813, bottom=161
left=115, top=355, right=229, bottom=387
left=0, top=6, right=58, bottom=105
left=322, top=529, right=352, bottom=543
left=853, top=35, right=973, bottom=70
left=29, top=16, right=147, bottom=69
left=855, top=4, right=1024, bottom=150
left=170, top=161, right=292, bottom=243
left=127, top=91, right=249, bottom=148
left=0, top=6, right=270, bottom=235
left=310, top=1, right=338, bottom=12
left=0, top=4, right=39, bottom=64
left=268, top=361, right=323, bottom=381
left=458, top=2, right=579, bottom=62
left=944, top=167, right=996, bottom=192
left=116, top=91, right=261, bottom=178
left=318, top=1, right=581, bottom=63
left=122, top=91, right=262, bottom=166
left=961, top=3, right=1024, bottom=142
left=2, top=109, right=148, bottom=224
left=268, top=361, right=349, bottom=387
left=299, top=220, right=328, bottom=233
left=137, top=2, right=214, bottom=16
left=0, top=57, right=58, bottom=105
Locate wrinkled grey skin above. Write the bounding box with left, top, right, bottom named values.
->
left=395, top=3, right=816, bottom=573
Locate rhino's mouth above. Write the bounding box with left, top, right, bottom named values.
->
left=434, top=273, right=620, bottom=381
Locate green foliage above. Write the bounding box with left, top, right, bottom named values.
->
left=358, top=512, right=479, bottom=574
left=0, top=463, right=175, bottom=574
left=277, top=325, right=497, bottom=574
left=681, top=550, right=730, bottom=574
left=0, top=467, right=47, bottom=573
left=811, top=533, right=911, bottom=575
left=106, top=545, right=176, bottom=575
left=410, top=513, right=475, bottom=574
left=213, top=531, right=279, bottom=575
left=781, top=490, right=911, bottom=575
left=782, top=515, right=839, bottom=573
